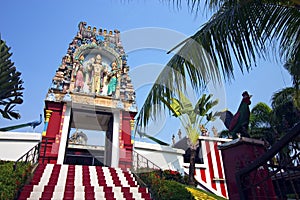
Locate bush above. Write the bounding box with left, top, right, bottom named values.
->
left=0, top=161, right=32, bottom=200
left=157, top=180, right=194, bottom=200
left=139, top=170, right=194, bottom=200
left=162, top=169, right=183, bottom=183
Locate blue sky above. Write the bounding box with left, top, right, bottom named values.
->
left=0, top=0, right=292, bottom=144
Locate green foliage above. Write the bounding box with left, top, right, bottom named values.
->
left=0, top=37, right=24, bottom=120
left=249, top=95, right=300, bottom=145
left=284, top=57, right=300, bottom=109
left=250, top=102, right=272, bottom=129
left=249, top=102, right=274, bottom=142
left=271, top=87, right=300, bottom=133
left=158, top=180, right=194, bottom=200
left=162, top=169, right=188, bottom=184
left=0, top=161, right=32, bottom=200
left=161, top=92, right=218, bottom=185
left=161, top=91, right=218, bottom=146
left=139, top=170, right=194, bottom=200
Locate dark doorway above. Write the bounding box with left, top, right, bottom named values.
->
left=64, top=107, right=113, bottom=166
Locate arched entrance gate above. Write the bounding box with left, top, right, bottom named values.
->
left=40, top=22, right=137, bottom=169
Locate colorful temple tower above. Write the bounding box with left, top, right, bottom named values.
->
left=41, top=22, right=137, bottom=169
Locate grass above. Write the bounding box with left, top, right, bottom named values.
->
left=186, top=186, right=228, bottom=200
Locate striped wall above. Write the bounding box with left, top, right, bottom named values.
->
left=183, top=137, right=231, bottom=199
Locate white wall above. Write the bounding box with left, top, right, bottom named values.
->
left=134, top=141, right=185, bottom=172
left=0, top=132, right=41, bottom=161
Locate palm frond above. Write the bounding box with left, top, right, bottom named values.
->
left=136, top=40, right=219, bottom=126
left=250, top=102, right=272, bottom=128
left=137, top=0, right=299, bottom=127
left=271, top=87, right=295, bottom=108
left=167, top=0, right=223, bottom=13
left=191, top=1, right=269, bottom=76
left=262, top=3, right=300, bottom=61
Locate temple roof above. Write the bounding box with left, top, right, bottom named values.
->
left=46, top=22, right=137, bottom=112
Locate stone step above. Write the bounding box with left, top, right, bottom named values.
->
left=18, top=164, right=151, bottom=200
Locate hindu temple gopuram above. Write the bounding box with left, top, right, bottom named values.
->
left=42, top=22, right=137, bottom=169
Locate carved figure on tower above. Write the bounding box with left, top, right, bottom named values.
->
left=84, top=57, right=95, bottom=92
left=96, top=29, right=105, bottom=44
left=92, top=54, right=104, bottom=94
left=107, top=61, right=118, bottom=96
left=49, top=22, right=136, bottom=102
left=75, top=65, right=84, bottom=92
left=78, top=21, right=92, bottom=39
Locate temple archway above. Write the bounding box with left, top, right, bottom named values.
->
left=41, top=22, right=137, bottom=169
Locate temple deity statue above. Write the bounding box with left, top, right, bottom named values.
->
left=75, top=66, right=84, bottom=92
left=92, top=27, right=97, bottom=37
left=84, top=57, right=95, bottom=93
left=107, top=61, right=118, bottom=96
left=108, top=30, right=115, bottom=48
left=96, top=29, right=105, bottom=44
left=92, top=54, right=104, bottom=94
left=101, top=65, right=109, bottom=96
left=78, top=22, right=92, bottom=39
left=72, top=62, right=80, bottom=82
left=114, top=29, right=121, bottom=47
left=200, top=125, right=209, bottom=136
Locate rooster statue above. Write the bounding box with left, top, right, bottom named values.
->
left=217, top=91, right=252, bottom=139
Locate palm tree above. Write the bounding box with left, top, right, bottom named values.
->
left=283, top=56, right=300, bottom=108
left=161, top=91, right=218, bottom=185
left=247, top=88, right=300, bottom=143
left=0, top=37, right=24, bottom=120
left=249, top=102, right=276, bottom=144
left=136, top=0, right=300, bottom=128
left=271, top=87, right=300, bottom=134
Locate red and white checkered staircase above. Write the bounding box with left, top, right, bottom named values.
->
left=18, top=164, right=152, bottom=200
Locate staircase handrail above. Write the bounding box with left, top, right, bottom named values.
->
left=131, top=170, right=149, bottom=188
left=130, top=170, right=155, bottom=199
left=13, top=142, right=41, bottom=171
left=131, top=150, right=162, bottom=173
left=41, top=137, right=50, bottom=164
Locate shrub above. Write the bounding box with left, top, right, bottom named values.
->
left=162, top=169, right=183, bottom=183
left=0, top=161, right=32, bottom=200
left=139, top=170, right=194, bottom=200
left=157, top=180, right=194, bottom=200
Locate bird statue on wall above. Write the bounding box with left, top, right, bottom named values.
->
left=28, top=114, right=43, bottom=130
left=216, top=91, right=252, bottom=139
left=0, top=114, right=43, bottom=132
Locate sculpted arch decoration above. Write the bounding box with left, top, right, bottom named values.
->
left=49, top=21, right=135, bottom=102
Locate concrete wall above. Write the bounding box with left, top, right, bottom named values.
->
left=134, top=141, right=185, bottom=172
left=0, top=132, right=41, bottom=161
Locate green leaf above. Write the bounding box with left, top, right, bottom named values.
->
left=0, top=37, right=24, bottom=120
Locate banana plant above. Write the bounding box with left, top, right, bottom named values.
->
left=161, top=91, right=218, bottom=185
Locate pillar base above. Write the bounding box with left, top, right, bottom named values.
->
left=219, top=137, right=276, bottom=200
